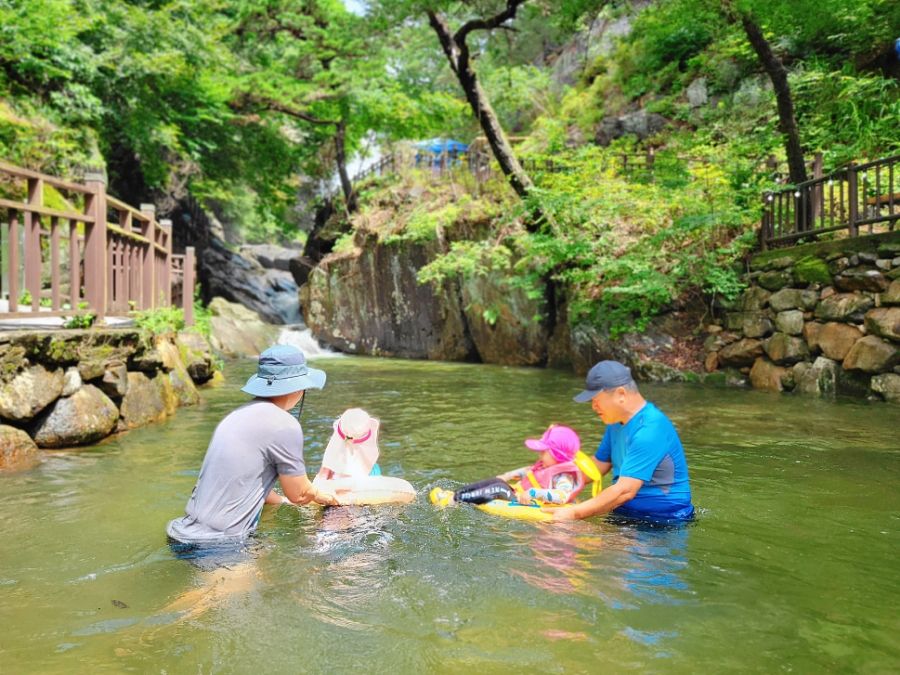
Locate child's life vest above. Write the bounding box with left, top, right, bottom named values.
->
left=514, top=461, right=586, bottom=503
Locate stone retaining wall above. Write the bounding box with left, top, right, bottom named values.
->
left=0, top=328, right=219, bottom=471
left=704, top=231, right=900, bottom=402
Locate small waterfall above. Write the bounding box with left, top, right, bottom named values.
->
left=277, top=324, right=342, bottom=358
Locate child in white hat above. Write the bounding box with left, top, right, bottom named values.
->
left=315, top=408, right=381, bottom=481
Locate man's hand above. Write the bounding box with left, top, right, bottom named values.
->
left=544, top=505, right=578, bottom=522
left=313, top=490, right=338, bottom=506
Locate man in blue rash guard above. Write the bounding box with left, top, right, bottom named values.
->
left=547, top=360, right=694, bottom=523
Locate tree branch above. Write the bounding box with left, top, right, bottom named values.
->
left=455, top=0, right=528, bottom=43
left=231, top=95, right=338, bottom=127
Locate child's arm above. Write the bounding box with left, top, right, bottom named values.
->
left=517, top=473, right=576, bottom=505
left=314, top=467, right=334, bottom=482
left=497, top=465, right=531, bottom=483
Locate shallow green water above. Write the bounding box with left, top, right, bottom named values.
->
left=1, top=356, right=898, bottom=673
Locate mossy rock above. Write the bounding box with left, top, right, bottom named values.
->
left=877, top=242, right=900, bottom=258
left=793, top=256, right=831, bottom=285
left=0, top=345, right=27, bottom=384
left=758, top=270, right=792, bottom=291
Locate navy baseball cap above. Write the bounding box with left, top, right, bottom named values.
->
left=573, top=360, right=633, bottom=402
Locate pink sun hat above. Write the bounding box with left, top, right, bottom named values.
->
left=524, top=424, right=580, bottom=463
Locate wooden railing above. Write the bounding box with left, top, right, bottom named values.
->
left=354, top=154, right=396, bottom=182
left=0, top=159, right=196, bottom=325
left=760, top=154, right=900, bottom=249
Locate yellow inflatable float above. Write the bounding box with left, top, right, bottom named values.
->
left=430, top=451, right=601, bottom=522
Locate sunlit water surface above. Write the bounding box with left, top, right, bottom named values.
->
left=1, top=357, right=898, bottom=673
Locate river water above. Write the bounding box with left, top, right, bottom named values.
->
left=1, top=356, right=897, bottom=673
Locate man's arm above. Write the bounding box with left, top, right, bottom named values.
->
left=265, top=490, right=285, bottom=505
left=593, top=458, right=612, bottom=476
left=279, top=474, right=337, bottom=506
left=545, top=476, right=642, bottom=521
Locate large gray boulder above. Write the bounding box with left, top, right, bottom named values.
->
left=793, top=357, right=838, bottom=397
left=0, top=365, right=64, bottom=423
left=769, top=288, right=818, bottom=312
left=202, top=236, right=299, bottom=324
left=764, top=333, right=810, bottom=366
left=871, top=373, right=900, bottom=403
left=302, top=239, right=474, bottom=361
left=774, top=310, right=804, bottom=336
left=31, top=385, right=119, bottom=448
left=815, top=294, right=874, bottom=322
left=725, top=311, right=774, bottom=338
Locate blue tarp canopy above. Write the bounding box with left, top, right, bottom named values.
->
left=415, top=138, right=469, bottom=154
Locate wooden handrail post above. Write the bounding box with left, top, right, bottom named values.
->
left=847, top=163, right=859, bottom=237
left=25, top=177, right=43, bottom=311
left=183, top=246, right=195, bottom=327
left=160, top=218, right=172, bottom=306
left=811, top=152, right=823, bottom=224
left=8, top=212, right=19, bottom=312
left=140, top=204, right=156, bottom=309
left=83, top=169, right=107, bottom=318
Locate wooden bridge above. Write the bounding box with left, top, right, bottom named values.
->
left=0, top=160, right=195, bottom=326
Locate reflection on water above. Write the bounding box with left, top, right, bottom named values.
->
left=0, top=356, right=897, bottom=672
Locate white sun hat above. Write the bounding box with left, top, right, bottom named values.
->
left=320, top=408, right=380, bottom=478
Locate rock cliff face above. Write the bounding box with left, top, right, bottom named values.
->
left=301, top=233, right=701, bottom=373
left=302, top=236, right=475, bottom=361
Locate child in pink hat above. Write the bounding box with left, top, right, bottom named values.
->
left=501, top=424, right=584, bottom=505
left=431, top=424, right=586, bottom=506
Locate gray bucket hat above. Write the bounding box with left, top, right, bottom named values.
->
left=241, top=345, right=326, bottom=397
left=573, top=360, right=633, bottom=402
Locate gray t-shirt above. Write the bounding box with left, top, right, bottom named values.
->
left=166, top=400, right=306, bottom=544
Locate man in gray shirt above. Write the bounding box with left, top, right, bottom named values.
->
left=167, top=345, right=336, bottom=545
